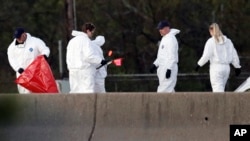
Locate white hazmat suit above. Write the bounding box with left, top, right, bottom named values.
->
left=7, top=33, right=50, bottom=94
left=197, top=36, right=241, bottom=92
left=66, top=30, right=102, bottom=93
left=153, top=29, right=180, bottom=92
left=92, top=36, right=107, bottom=93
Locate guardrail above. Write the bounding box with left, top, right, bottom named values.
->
left=1, top=73, right=249, bottom=93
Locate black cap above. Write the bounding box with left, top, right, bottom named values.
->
left=14, top=27, right=25, bottom=38
left=157, top=20, right=170, bottom=29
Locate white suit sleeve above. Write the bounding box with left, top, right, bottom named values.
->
left=198, top=40, right=213, bottom=66
left=7, top=43, right=19, bottom=71
left=231, top=45, right=241, bottom=68
left=153, top=58, right=159, bottom=67
left=166, top=38, right=177, bottom=69
left=36, top=38, right=50, bottom=57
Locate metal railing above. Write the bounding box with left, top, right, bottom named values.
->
left=1, top=73, right=248, bottom=93
left=105, top=73, right=248, bottom=92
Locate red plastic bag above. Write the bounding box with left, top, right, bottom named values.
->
left=15, top=55, right=59, bottom=93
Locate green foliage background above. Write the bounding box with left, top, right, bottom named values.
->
left=0, top=0, right=249, bottom=92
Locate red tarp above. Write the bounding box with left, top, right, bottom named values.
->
left=15, top=55, right=59, bottom=93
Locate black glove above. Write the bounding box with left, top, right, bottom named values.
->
left=195, top=65, right=200, bottom=72
left=43, top=55, right=48, bottom=61
left=149, top=64, right=157, bottom=73
left=166, top=69, right=171, bottom=79
left=18, top=68, right=24, bottom=74
left=235, top=68, right=241, bottom=76
left=101, top=59, right=111, bottom=65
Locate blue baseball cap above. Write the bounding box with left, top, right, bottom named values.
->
left=14, top=27, right=25, bottom=38
left=157, top=20, right=170, bottom=29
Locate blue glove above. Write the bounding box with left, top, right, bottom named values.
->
left=166, top=69, right=171, bottom=79
left=235, top=68, right=241, bottom=76
left=101, top=59, right=111, bottom=65
left=43, top=55, right=48, bottom=61
left=195, top=65, right=200, bottom=72
left=150, top=64, right=157, bottom=73
left=18, top=68, right=24, bottom=74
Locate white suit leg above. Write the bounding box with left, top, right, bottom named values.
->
left=16, top=73, right=30, bottom=94
left=210, top=64, right=230, bottom=92
left=17, top=84, right=30, bottom=94
left=69, top=70, right=82, bottom=93
left=94, top=78, right=106, bottom=93
left=69, top=69, right=95, bottom=93
left=82, top=74, right=95, bottom=93
left=157, top=64, right=178, bottom=92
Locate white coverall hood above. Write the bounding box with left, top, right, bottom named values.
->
left=92, top=36, right=105, bottom=46
left=71, top=30, right=85, bottom=36
left=169, top=29, right=180, bottom=36
left=212, top=35, right=227, bottom=45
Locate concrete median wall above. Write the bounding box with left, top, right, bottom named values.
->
left=0, top=93, right=250, bottom=141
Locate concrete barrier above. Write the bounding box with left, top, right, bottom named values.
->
left=0, top=93, right=250, bottom=141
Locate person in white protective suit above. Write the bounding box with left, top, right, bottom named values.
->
left=92, top=36, right=108, bottom=93
left=150, top=20, right=180, bottom=92
left=196, top=23, right=241, bottom=92
left=7, top=27, right=50, bottom=94
left=66, top=23, right=110, bottom=93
